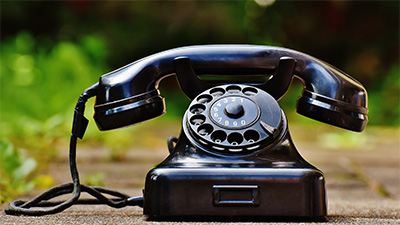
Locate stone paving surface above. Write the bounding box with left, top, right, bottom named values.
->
left=1, top=125, right=399, bottom=224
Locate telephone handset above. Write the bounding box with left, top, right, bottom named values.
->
left=93, top=45, right=367, bottom=132
left=6, top=45, right=368, bottom=220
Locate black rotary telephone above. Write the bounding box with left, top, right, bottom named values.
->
left=6, top=45, right=368, bottom=220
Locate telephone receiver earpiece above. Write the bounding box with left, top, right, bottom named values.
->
left=93, top=45, right=368, bottom=132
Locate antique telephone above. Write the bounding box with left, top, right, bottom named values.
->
left=6, top=45, right=368, bottom=220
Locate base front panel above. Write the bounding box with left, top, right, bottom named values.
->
left=143, top=168, right=326, bottom=219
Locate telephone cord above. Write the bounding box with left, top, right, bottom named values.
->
left=5, top=84, right=144, bottom=216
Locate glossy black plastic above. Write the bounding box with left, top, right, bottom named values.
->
left=93, top=45, right=368, bottom=132
left=144, top=167, right=326, bottom=219
left=94, top=89, right=165, bottom=130
left=143, top=92, right=327, bottom=218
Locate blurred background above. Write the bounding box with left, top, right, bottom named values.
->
left=1, top=0, right=399, bottom=203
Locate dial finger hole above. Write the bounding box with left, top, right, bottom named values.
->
left=190, top=104, right=206, bottom=114
left=210, top=87, right=226, bottom=97
left=227, top=132, right=243, bottom=145
left=226, top=85, right=241, bottom=94
left=211, top=130, right=227, bottom=143
left=197, top=124, right=213, bottom=136
left=197, top=94, right=212, bottom=104
left=242, top=87, right=258, bottom=96
left=190, top=115, right=206, bottom=126
left=244, top=130, right=260, bottom=143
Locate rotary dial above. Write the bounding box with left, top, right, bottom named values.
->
left=184, top=84, right=283, bottom=155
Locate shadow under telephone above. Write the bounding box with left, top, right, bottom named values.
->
left=5, top=45, right=368, bottom=220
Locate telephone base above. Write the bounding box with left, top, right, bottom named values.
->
left=143, top=167, right=326, bottom=220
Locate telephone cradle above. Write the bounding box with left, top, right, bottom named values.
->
left=5, top=45, right=368, bottom=221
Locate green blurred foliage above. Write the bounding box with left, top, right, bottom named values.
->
left=84, top=172, right=105, bottom=187
left=368, top=65, right=400, bottom=126
left=1, top=32, right=108, bottom=122
left=0, top=32, right=110, bottom=166
left=0, top=140, right=36, bottom=203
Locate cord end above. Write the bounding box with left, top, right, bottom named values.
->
left=127, top=196, right=144, bottom=208
left=72, top=111, right=89, bottom=139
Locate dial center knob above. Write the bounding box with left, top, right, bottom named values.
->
left=210, top=96, right=259, bottom=129
left=224, top=103, right=244, bottom=118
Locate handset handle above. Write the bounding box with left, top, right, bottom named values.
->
left=173, top=56, right=296, bottom=100
left=94, top=45, right=368, bottom=132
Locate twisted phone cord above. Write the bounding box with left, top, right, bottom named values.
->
left=5, top=84, right=143, bottom=216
